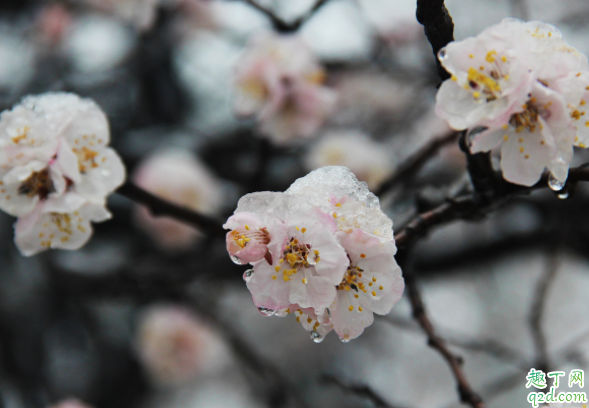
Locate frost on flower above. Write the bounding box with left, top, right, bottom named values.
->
left=0, top=92, right=125, bottom=256
left=133, top=149, right=222, bottom=251
left=135, top=305, right=228, bottom=388
left=233, top=33, right=337, bottom=144
left=224, top=166, right=404, bottom=342
left=435, top=18, right=589, bottom=186
left=305, top=130, right=394, bottom=190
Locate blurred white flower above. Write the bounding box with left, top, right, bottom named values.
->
left=135, top=305, right=228, bottom=388
left=132, top=149, right=222, bottom=251
left=305, top=130, right=394, bottom=190
left=234, top=33, right=337, bottom=144
left=64, top=15, right=135, bottom=74
left=49, top=399, right=92, bottom=408
left=0, top=92, right=125, bottom=256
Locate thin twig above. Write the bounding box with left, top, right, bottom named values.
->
left=116, top=181, right=225, bottom=237
left=529, top=249, right=560, bottom=373
left=400, top=254, right=486, bottom=408
left=239, top=0, right=330, bottom=32
left=321, top=374, right=396, bottom=408
left=375, top=131, right=459, bottom=197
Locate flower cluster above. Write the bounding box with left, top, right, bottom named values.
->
left=0, top=92, right=125, bottom=256
left=234, top=33, right=337, bottom=145
left=436, top=18, right=589, bottom=187
left=224, top=166, right=404, bottom=342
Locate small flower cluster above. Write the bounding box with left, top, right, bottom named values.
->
left=436, top=18, right=589, bottom=187
left=0, top=92, right=125, bottom=256
left=234, top=33, right=337, bottom=145
left=224, top=166, right=404, bottom=342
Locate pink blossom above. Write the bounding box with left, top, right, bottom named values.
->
left=0, top=93, right=125, bottom=255
left=436, top=18, right=589, bottom=186
left=234, top=33, right=337, bottom=144
left=135, top=305, right=228, bottom=388
left=133, top=149, right=222, bottom=251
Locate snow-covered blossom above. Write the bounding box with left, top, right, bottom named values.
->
left=305, top=130, right=394, bottom=190
left=49, top=399, right=93, bottom=408
left=435, top=18, right=589, bottom=186
left=133, top=149, right=222, bottom=251
left=135, top=305, right=228, bottom=387
left=0, top=92, right=125, bottom=255
left=234, top=33, right=337, bottom=144
left=225, top=166, right=404, bottom=342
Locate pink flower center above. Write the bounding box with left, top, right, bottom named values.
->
left=229, top=226, right=269, bottom=250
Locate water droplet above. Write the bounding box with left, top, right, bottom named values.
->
left=243, top=269, right=254, bottom=282
left=310, top=330, right=324, bottom=343
left=438, top=49, right=446, bottom=59
left=339, top=335, right=351, bottom=343
left=558, top=191, right=569, bottom=200
left=257, top=307, right=276, bottom=317
left=548, top=173, right=565, bottom=191
left=230, top=254, right=244, bottom=265
left=326, top=308, right=331, bottom=318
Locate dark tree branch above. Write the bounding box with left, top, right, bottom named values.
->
left=321, top=375, right=397, bottom=408
left=529, top=250, right=560, bottom=373
left=116, top=181, right=225, bottom=237
left=416, top=0, right=455, bottom=81
left=458, top=132, right=496, bottom=200
left=239, top=0, right=330, bottom=33
left=394, top=166, right=589, bottom=249
left=400, top=254, right=486, bottom=408
left=375, top=130, right=459, bottom=197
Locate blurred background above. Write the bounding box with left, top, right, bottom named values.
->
left=0, top=0, right=589, bottom=407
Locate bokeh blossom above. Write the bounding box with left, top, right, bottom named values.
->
left=49, top=399, right=93, bottom=408
left=233, top=33, right=337, bottom=144
left=435, top=18, right=589, bottom=186
left=304, top=130, right=394, bottom=190
left=135, top=305, right=228, bottom=388
left=133, top=148, right=222, bottom=251
left=224, top=166, right=404, bottom=342
left=0, top=92, right=125, bottom=256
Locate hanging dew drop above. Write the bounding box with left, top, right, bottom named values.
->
left=243, top=269, right=254, bottom=282
left=339, top=335, right=351, bottom=343
left=558, top=191, right=569, bottom=200
left=230, top=254, right=244, bottom=265
left=257, top=307, right=276, bottom=316
left=548, top=174, right=565, bottom=191
left=310, top=330, right=324, bottom=343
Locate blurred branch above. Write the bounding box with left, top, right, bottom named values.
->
left=384, top=315, right=531, bottom=372
left=400, top=255, right=486, bottom=408
left=458, top=132, right=496, bottom=200
left=320, top=375, right=397, bottom=408
left=375, top=130, right=459, bottom=197
left=238, top=0, right=330, bottom=32
left=116, top=181, right=225, bottom=237
left=415, top=0, right=455, bottom=81
left=529, top=250, right=560, bottom=373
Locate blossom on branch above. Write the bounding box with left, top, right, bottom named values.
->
left=0, top=92, right=125, bottom=256
left=133, top=149, right=222, bottom=251
left=225, top=166, right=404, bottom=342
left=435, top=18, right=589, bottom=187
left=233, top=33, right=337, bottom=145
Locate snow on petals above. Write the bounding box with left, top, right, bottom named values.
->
left=0, top=92, right=126, bottom=256
left=225, top=166, right=404, bottom=342
left=233, top=33, right=337, bottom=145
left=435, top=18, right=589, bottom=187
